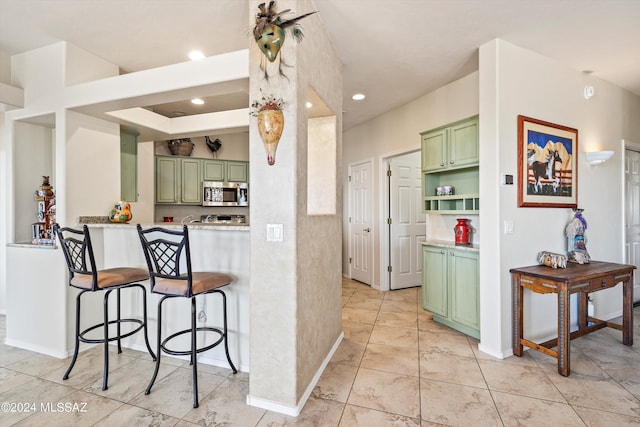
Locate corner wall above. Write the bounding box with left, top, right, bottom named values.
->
left=247, top=0, right=343, bottom=414
left=479, top=39, right=640, bottom=356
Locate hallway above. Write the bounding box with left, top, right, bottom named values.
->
left=1, top=278, right=640, bottom=425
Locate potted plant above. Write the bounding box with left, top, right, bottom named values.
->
left=167, top=138, right=194, bottom=156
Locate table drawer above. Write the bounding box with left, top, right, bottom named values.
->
left=518, top=276, right=558, bottom=293
left=588, top=273, right=631, bottom=292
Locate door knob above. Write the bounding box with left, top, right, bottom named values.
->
left=364, top=227, right=371, bottom=232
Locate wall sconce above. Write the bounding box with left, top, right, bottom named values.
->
left=585, top=150, right=614, bottom=165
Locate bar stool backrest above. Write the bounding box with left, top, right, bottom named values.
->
left=53, top=224, right=100, bottom=291
left=136, top=225, right=195, bottom=297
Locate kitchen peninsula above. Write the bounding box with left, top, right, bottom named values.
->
left=6, top=219, right=250, bottom=373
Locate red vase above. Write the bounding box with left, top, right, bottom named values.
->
left=454, top=218, right=471, bottom=245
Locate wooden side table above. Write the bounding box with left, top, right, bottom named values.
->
left=510, top=261, right=635, bottom=376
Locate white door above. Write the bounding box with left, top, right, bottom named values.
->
left=350, top=160, right=373, bottom=285
left=389, top=151, right=426, bottom=290
left=625, top=149, right=640, bottom=302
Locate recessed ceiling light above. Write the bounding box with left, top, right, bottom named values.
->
left=352, top=93, right=366, bottom=101
left=191, top=98, right=204, bottom=105
left=189, top=51, right=205, bottom=61
left=306, top=101, right=313, bottom=108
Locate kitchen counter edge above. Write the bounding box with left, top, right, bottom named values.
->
left=82, top=222, right=250, bottom=231
left=422, top=240, right=479, bottom=252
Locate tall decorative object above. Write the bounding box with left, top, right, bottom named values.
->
left=566, top=208, right=590, bottom=263
left=454, top=218, right=472, bottom=245
left=33, top=176, right=56, bottom=245
left=252, top=1, right=316, bottom=79
left=109, top=201, right=133, bottom=223
left=251, top=93, right=285, bottom=165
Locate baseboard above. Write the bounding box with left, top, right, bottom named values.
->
left=246, top=331, right=344, bottom=416
left=4, top=337, right=68, bottom=359
left=477, top=343, right=513, bottom=359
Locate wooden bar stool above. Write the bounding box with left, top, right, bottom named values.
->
left=136, top=224, right=237, bottom=408
left=53, top=224, right=156, bottom=390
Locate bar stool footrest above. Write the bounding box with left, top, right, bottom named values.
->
left=160, top=327, right=225, bottom=357
left=78, top=318, right=146, bottom=344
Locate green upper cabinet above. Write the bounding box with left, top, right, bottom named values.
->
left=421, top=116, right=478, bottom=172
left=180, top=158, right=202, bottom=204
left=421, top=128, right=447, bottom=172
left=226, top=161, right=249, bottom=182
left=156, top=156, right=179, bottom=203
left=421, top=116, right=479, bottom=214
left=203, top=160, right=225, bottom=181
left=120, top=129, right=138, bottom=202
left=449, top=117, right=479, bottom=170
left=156, top=156, right=248, bottom=204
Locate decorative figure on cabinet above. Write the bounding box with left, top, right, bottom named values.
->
left=109, top=201, right=132, bottom=223
left=453, top=218, right=472, bottom=245
left=566, top=208, right=590, bottom=264
left=33, top=176, right=56, bottom=244
left=251, top=93, right=285, bottom=166
left=252, top=1, right=316, bottom=79
left=205, top=136, right=222, bottom=158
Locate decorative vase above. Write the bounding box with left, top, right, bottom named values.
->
left=257, top=109, right=284, bottom=166
left=454, top=218, right=472, bottom=245
left=109, top=201, right=132, bottom=223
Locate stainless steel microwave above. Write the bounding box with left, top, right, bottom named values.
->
left=202, top=181, right=248, bottom=207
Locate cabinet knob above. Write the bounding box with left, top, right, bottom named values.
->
left=440, top=162, right=445, bottom=166
left=450, top=160, right=454, bottom=164
left=441, top=250, right=445, bottom=254
left=450, top=253, right=454, bottom=256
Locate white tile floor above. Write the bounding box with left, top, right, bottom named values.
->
left=1, top=278, right=640, bottom=426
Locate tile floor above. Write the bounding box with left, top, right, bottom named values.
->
left=2, top=278, right=640, bottom=426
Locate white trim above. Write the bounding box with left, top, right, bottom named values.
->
left=246, top=332, right=344, bottom=416
left=477, top=343, right=511, bottom=359
left=4, top=338, right=68, bottom=359
left=378, top=144, right=421, bottom=291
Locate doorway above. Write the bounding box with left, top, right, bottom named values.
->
left=349, top=159, right=373, bottom=285
left=387, top=151, right=426, bottom=290
left=624, top=144, right=640, bottom=302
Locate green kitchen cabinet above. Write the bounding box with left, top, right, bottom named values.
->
left=226, top=161, right=249, bottom=182
left=421, top=116, right=479, bottom=214
left=155, top=157, right=179, bottom=203
left=180, top=158, right=202, bottom=204
left=421, top=116, right=478, bottom=172
left=155, top=156, right=202, bottom=204
left=120, top=129, right=138, bottom=202
left=422, top=244, right=479, bottom=338
left=203, top=160, right=225, bottom=181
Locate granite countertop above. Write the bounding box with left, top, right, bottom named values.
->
left=78, top=216, right=249, bottom=231
left=422, top=239, right=480, bottom=251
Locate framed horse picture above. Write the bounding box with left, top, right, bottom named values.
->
left=517, top=115, right=578, bottom=208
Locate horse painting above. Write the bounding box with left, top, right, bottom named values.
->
left=530, top=149, right=562, bottom=193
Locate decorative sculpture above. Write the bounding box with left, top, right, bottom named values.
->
left=109, top=201, right=133, bottom=223
left=251, top=93, right=285, bottom=165
left=252, top=1, right=316, bottom=79
left=566, top=208, right=590, bottom=264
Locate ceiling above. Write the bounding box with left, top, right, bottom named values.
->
left=1, top=0, right=639, bottom=131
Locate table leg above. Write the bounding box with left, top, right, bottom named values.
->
left=512, top=273, right=523, bottom=356
left=557, top=287, right=570, bottom=376
left=623, top=274, right=634, bottom=346
left=577, top=292, right=588, bottom=330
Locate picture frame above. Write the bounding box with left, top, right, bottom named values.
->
left=517, top=115, right=578, bottom=208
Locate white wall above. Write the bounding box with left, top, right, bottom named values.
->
left=479, top=39, right=640, bottom=357
left=342, top=72, right=479, bottom=287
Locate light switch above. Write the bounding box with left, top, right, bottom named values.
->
left=504, top=220, right=514, bottom=235
left=267, top=224, right=283, bottom=242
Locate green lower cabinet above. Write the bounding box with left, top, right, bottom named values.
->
left=422, top=245, right=479, bottom=339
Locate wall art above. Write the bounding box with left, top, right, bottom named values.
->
left=517, top=115, right=578, bottom=208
